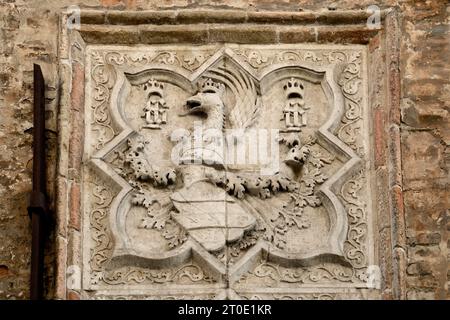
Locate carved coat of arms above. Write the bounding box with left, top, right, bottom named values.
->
left=84, top=45, right=372, bottom=298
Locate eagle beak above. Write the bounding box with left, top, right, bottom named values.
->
left=186, top=97, right=202, bottom=111
left=178, top=95, right=203, bottom=116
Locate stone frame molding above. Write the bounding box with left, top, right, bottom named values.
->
left=55, top=8, right=404, bottom=300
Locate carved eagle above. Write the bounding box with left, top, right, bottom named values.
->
left=202, top=59, right=262, bottom=129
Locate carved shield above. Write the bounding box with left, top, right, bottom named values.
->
left=170, top=180, right=256, bottom=252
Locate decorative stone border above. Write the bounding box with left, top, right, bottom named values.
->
left=55, top=8, right=404, bottom=300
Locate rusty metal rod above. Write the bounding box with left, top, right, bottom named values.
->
left=28, top=64, right=48, bottom=300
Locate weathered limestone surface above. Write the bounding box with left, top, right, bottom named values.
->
left=0, top=0, right=448, bottom=300
left=74, top=43, right=373, bottom=299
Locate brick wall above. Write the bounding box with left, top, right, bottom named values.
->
left=398, top=1, right=449, bottom=299
left=0, top=0, right=448, bottom=299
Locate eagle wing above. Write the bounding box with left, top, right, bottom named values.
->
left=203, top=61, right=261, bottom=129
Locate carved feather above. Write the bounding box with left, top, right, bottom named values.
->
left=204, top=60, right=261, bottom=129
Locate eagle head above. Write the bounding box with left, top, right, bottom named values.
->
left=185, top=92, right=223, bottom=115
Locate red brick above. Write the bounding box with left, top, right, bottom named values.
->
left=389, top=125, right=402, bottom=186
left=391, top=185, right=406, bottom=248
left=67, top=290, right=81, bottom=300
left=68, top=62, right=85, bottom=180
left=374, top=108, right=386, bottom=168
left=70, top=63, right=84, bottom=113
left=0, top=265, right=9, bottom=279
left=69, top=182, right=81, bottom=231
left=401, top=131, right=446, bottom=183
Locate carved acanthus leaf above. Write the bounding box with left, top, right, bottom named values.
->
left=124, top=137, right=177, bottom=186
left=130, top=187, right=187, bottom=248
left=161, top=220, right=188, bottom=249
left=206, top=171, right=297, bottom=200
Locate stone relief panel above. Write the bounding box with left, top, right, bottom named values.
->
left=81, top=44, right=376, bottom=299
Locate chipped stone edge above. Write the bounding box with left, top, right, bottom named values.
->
left=77, top=9, right=388, bottom=26
left=384, top=9, right=407, bottom=300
